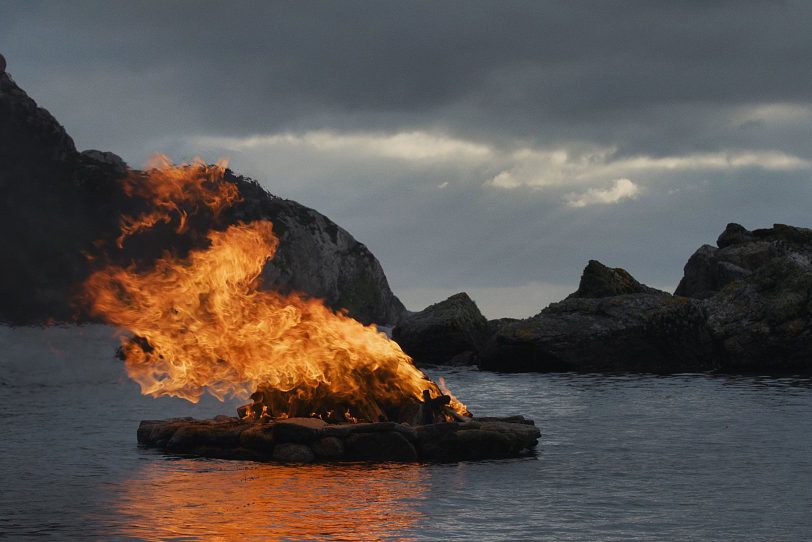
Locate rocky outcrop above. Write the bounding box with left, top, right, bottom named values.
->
left=568, top=260, right=663, bottom=299
left=478, top=262, right=716, bottom=372
left=0, top=61, right=118, bottom=323
left=478, top=224, right=812, bottom=373
left=0, top=55, right=404, bottom=325
left=675, top=222, right=805, bottom=299
left=137, top=415, right=541, bottom=463
left=700, top=224, right=812, bottom=371
left=235, top=181, right=405, bottom=325
left=392, top=292, right=489, bottom=365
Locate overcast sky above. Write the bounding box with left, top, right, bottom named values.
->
left=3, top=1, right=812, bottom=318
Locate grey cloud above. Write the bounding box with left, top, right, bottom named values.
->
left=4, top=1, right=812, bottom=145
left=2, top=1, right=812, bottom=317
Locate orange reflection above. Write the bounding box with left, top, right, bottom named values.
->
left=113, top=459, right=426, bottom=541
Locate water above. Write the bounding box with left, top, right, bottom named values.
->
left=2, top=325, right=811, bottom=541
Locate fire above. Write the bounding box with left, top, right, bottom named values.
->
left=116, top=155, right=240, bottom=248
left=83, top=156, right=468, bottom=423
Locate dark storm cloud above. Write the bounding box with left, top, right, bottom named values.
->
left=2, top=1, right=812, bottom=317
left=4, top=1, right=812, bottom=146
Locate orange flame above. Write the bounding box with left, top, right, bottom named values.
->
left=83, top=156, right=467, bottom=422
left=116, top=155, right=240, bottom=248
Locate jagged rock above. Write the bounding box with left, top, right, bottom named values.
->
left=701, top=224, right=812, bottom=370
left=392, top=292, right=489, bottom=365
left=80, top=149, right=128, bottom=175
left=0, top=61, right=94, bottom=323
left=272, top=443, right=315, bottom=463
left=479, top=261, right=716, bottom=372
left=568, top=260, right=663, bottom=298
left=487, top=318, right=520, bottom=336
left=0, top=65, right=405, bottom=325
left=675, top=223, right=810, bottom=298
left=478, top=225, right=812, bottom=374
left=716, top=222, right=755, bottom=248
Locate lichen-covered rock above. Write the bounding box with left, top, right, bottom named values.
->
left=479, top=262, right=716, bottom=372
left=675, top=223, right=812, bottom=298
left=272, top=443, right=315, bottom=463
left=568, top=260, right=663, bottom=299
left=705, top=252, right=812, bottom=371
left=392, top=292, right=489, bottom=365
left=670, top=223, right=812, bottom=371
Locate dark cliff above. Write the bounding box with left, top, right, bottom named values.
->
left=0, top=55, right=404, bottom=325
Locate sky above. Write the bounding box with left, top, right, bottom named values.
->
left=2, top=1, right=812, bottom=318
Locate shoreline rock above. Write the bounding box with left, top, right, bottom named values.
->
left=702, top=224, right=812, bottom=371
left=478, top=264, right=716, bottom=373
left=392, top=292, right=489, bottom=366
left=423, top=225, right=812, bottom=374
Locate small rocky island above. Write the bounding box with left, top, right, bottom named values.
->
left=138, top=416, right=541, bottom=463
left=395, top=223, right=812, bottom=373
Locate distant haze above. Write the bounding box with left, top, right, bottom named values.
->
left=3, top=1, right=812, bottom=318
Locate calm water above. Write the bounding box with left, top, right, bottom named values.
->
left=1, top=325, right=811, bottom=541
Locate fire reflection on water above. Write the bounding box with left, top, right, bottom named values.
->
left=111, top=459, right=426, bottom=541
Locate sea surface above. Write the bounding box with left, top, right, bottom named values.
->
left=1, top=325, right=811, bottom=541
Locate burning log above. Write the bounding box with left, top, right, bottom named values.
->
left=419, top=390, right=451, bottom=424
left=237, top=391, right=270, bottom=420
left=237, top=387, right=417, bottom=424
left=443, top=406, right=472, bottom=423
left=237, top=386, right=466, bottom=426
